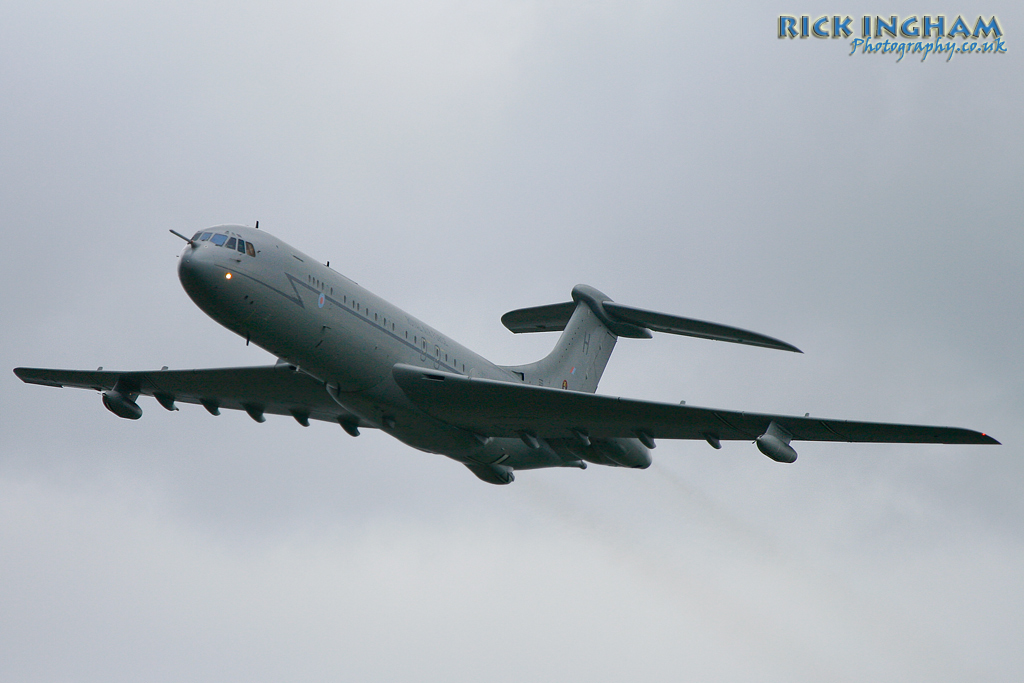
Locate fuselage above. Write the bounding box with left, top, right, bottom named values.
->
left=177, top=225, right=575, bottom=475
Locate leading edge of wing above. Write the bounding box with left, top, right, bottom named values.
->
left=392, top=364, right=998, bottom=446
left=14, top=365, right=364, bottom=426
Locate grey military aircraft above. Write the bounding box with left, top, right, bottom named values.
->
left=15, top=225, right=998, bottom=484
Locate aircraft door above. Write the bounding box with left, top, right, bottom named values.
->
left=420, top=337, right=428, bottom=362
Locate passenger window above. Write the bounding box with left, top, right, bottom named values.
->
left=225, top=238, right=237, bottom=250
left=211, top=234, right=228, bottom=246
left=236, top=239, right=246, bottom=254
left=200, top=232, right=212, bottom=241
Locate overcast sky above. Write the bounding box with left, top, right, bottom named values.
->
left=2, top=1, right=1022, bottom=681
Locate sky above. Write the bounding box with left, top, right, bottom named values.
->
left=1, top=1, right=1022, bottom=681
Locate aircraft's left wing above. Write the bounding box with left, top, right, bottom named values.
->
left=392, top=364, right=997, bottom=448
left=14, top=365, right=367, bottom=428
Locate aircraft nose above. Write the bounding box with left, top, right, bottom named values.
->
left=177, top=242, right=201, bottom=289
left=177, top=236, right=246, bottom=328
left=177, top=240, right=220, bottom=302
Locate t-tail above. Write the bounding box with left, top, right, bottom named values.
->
left=499, top=284, right=801, bottom=393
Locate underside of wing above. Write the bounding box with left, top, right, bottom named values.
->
left=392, top=364, right=997, bottom=446
left=14, top=365, right=367, bottom=427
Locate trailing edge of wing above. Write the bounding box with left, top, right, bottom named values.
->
left=501, top=296, right=800, bottom=352
left=392, top=364, right=997, bottom=446
left=13, top=365, right=367, bottom=426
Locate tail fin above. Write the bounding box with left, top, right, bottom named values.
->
left=500, top=285, right=639, bottom=393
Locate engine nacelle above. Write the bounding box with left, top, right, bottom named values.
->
left=464, top=461, right=515, bottom=485
left=756, top=433, right=797, bottom=463
left=593, top=438, right=652, bottom=469
left=102, top=390, right=143, bottom=420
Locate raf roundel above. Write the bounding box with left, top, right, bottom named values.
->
left=318, top=292, right=325, bottom=308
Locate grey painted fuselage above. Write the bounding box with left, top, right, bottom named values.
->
left=178, top=225, right=595, bottom=476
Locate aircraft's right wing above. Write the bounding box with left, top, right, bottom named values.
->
left=392, top=364, right=997, bottom=447
left=14, top=364, right=367, bottom=428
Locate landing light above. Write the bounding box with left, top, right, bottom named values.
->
left=225, top=272, right=232, bottom=279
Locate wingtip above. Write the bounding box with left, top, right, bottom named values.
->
left=766, top=341, right=802, bottom=354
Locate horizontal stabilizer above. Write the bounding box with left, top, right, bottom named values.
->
left=501, top=289, right=800, bottom=352
left=501, top=302, right=576, bottom=333
left=602, top=302, right=801, bottom=353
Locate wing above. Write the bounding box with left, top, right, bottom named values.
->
left=392, top=364, right=997, bottom=445
left=14, top=364, right=367, bottom=427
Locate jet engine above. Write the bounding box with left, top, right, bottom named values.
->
left=465, top=461, right=515, bottom=485
left=592, top=438, right=652, bottom=469
left=102, top=389, right=143, bottom=420
left=756, top=421, right=797, bottom=463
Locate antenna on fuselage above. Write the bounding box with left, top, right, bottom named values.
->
left=255, top=221, right=259, bottom=229
left=169, top=229, right=194, bottom=246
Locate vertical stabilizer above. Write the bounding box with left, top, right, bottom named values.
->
left=501, top=285, right=647, bottom=393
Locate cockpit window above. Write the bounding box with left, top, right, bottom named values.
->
left=245, top=242, right=256, bottom=257
left=200, top=232, right=212, bottom=241
left=225, top=237, right=237, bottom=250
left=236, top=239, right=246, bottom=254
left=211, top=234, right=228, bottom=246
left=191, top=231, right=202, bottom=241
